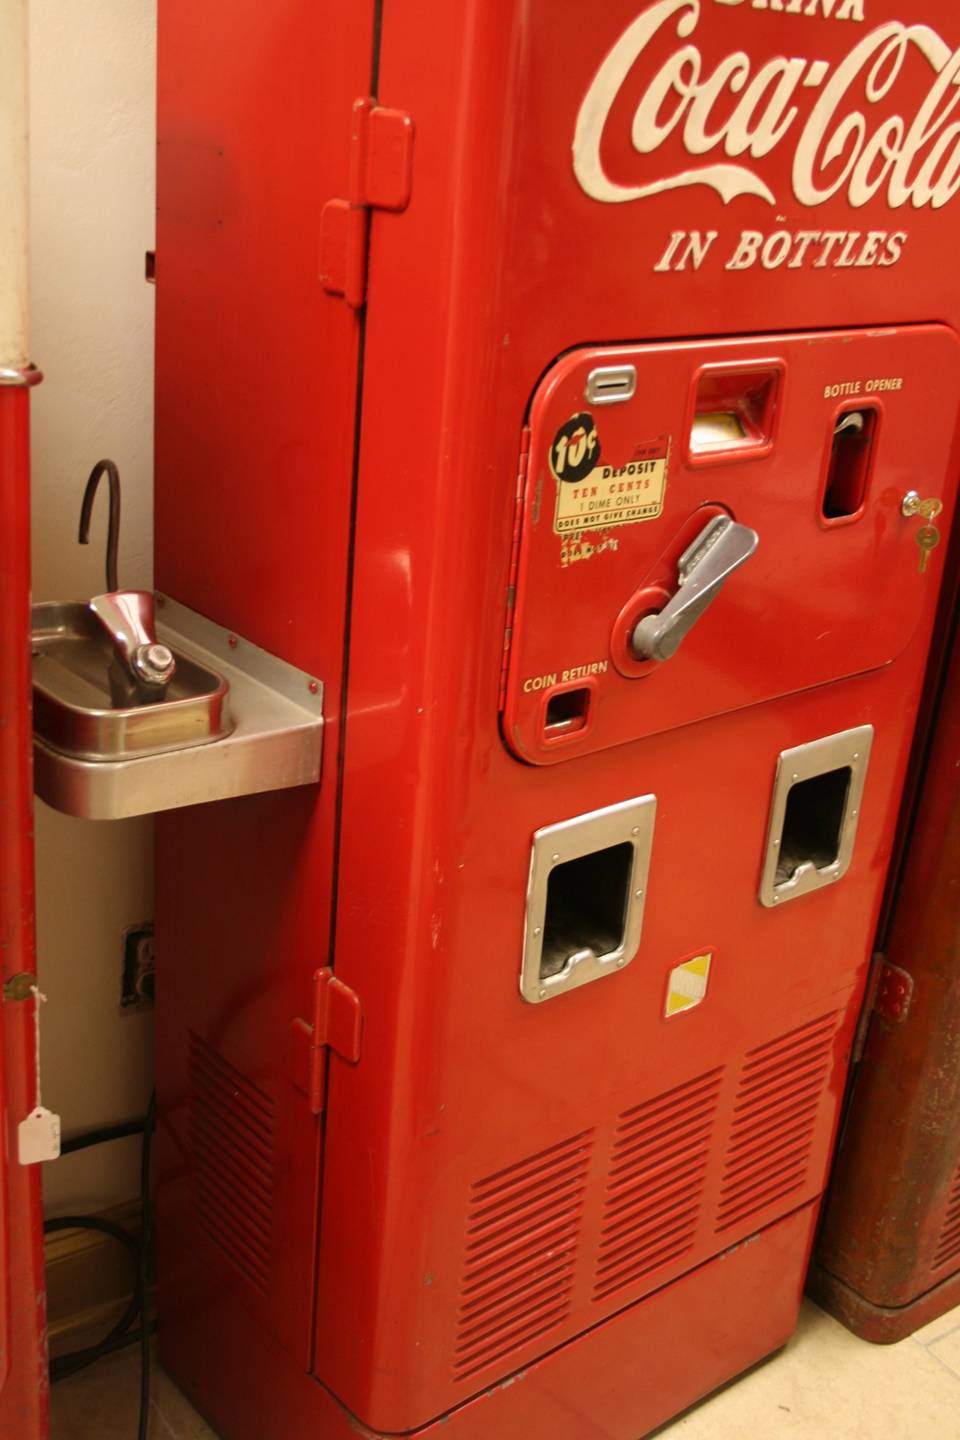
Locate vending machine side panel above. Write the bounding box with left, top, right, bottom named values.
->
left=153, top=0, right=379, bottom=1377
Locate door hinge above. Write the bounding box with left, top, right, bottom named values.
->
left=873, top=960, right=915, bottom=1025
left=499, top=428, right=532, bottom=711
left=290, top=968, right=363, bottom=1115
left=852, top=950, right=885, bottom=1062
left=852, top=952, right=915, bottom=1063
left=320, top=97, right=414, bottom=308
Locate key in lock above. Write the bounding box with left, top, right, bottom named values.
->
left=916, top=526, right=941, bottom=574
left=902, top=492, right=944, bottom=574
left=902, top=491, right=944, bottom=521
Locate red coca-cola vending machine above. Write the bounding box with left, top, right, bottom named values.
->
left=145, top=2, right=960, bottom=1438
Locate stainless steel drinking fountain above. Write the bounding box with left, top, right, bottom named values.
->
left=31, top=462, right=323, bottom=820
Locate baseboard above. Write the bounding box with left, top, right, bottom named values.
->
left=44, top=1200, right=143, bottom=1359
left=808, top=1258, right=960, bottom=1344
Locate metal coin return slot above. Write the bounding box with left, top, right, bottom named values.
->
left=759, top=726, right=873, bottom=908
left=521, top=795, right=655, bottom=1003
left=822, top=409, right=876, bottom=520
left=544, top=686, right=590, bottom=739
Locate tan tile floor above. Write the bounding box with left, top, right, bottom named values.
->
left=51, top=1299, right=960, bottom=1440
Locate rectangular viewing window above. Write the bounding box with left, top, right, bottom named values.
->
left=522, top=795, right=656, bottom=1003
left=689, top=364, right=781, bottom=461
left=822, top=408, right=876, bottom=521
left=759, top=726, right=873, bottom=908
left=540, top=843, right=631, bottom=980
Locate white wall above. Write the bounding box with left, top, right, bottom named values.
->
left=0, top=0, right=29, bottom=369
left=29, top=1, right=157, bottom=1216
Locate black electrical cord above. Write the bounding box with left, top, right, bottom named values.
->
left=45, top=1094, right=157, bottom=1439
left=60, top=1118, right=146, bottom=1156
left=53, top=1323, right=149, bottom=1380
left=45, top=1216, right=141, bottom=1383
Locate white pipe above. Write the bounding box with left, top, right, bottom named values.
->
left=0, top=0, right=29, bottom=370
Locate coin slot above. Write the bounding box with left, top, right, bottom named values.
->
left=584, top=365, right=637, bottom=405
left=544, top=686, right=590, bottom=738
left=688, top=363, right=782, bottom=462
left=822, top=408, right=876, bottom=522
left=776, top=768, right=851, bottom=888
left=540, top=843, right=632, bottom=981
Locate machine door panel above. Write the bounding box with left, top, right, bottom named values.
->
left=503, top=325, right=960, bottom=763
left=316, top=666, right=919, bottom=1431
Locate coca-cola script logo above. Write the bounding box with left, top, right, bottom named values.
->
left=573, top=0, right=960, bottom=209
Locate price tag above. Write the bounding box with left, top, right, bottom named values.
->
left=18, top=1106, right=62, bottom=1165
left=17, top=986, right=62, bottom=1165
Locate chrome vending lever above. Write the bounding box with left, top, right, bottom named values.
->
left=631, top=515, right=759, bottom=662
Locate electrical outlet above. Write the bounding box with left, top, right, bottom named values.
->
left=121, top=923, right=155, bottom=1014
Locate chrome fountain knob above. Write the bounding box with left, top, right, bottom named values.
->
left=132, top=640, right=176, bottom=687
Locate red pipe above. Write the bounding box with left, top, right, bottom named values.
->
left=0, top=380, right=49, bottom=1438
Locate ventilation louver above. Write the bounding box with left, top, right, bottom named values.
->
left=716, top=1012, right=838, bottom=1234
left=454, top=1130, right=593, bottom=1381
left=594, top=1068, right=722, bottom=1303
left=188, top=1032, right=276, bottom=1297
left=933, top=1162, right=960, bottom=1272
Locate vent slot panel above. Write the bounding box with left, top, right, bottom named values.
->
left=454, top=1130, right=593, bottom=1381
left=593, top=1068, right=722, bottom=1303
left=188, top=1032, right=276, bottom=1297
left=933, top=1163, right=960, bottom=1271
left=716, top=1013, right=837, bottom=1234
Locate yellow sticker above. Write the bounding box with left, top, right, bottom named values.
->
left=665, top=952, right=712, bottom=1018
left=553, top=434, right=670, bottom=536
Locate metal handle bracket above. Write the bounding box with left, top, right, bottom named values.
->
left=632, top=515, right=758, bottom=662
